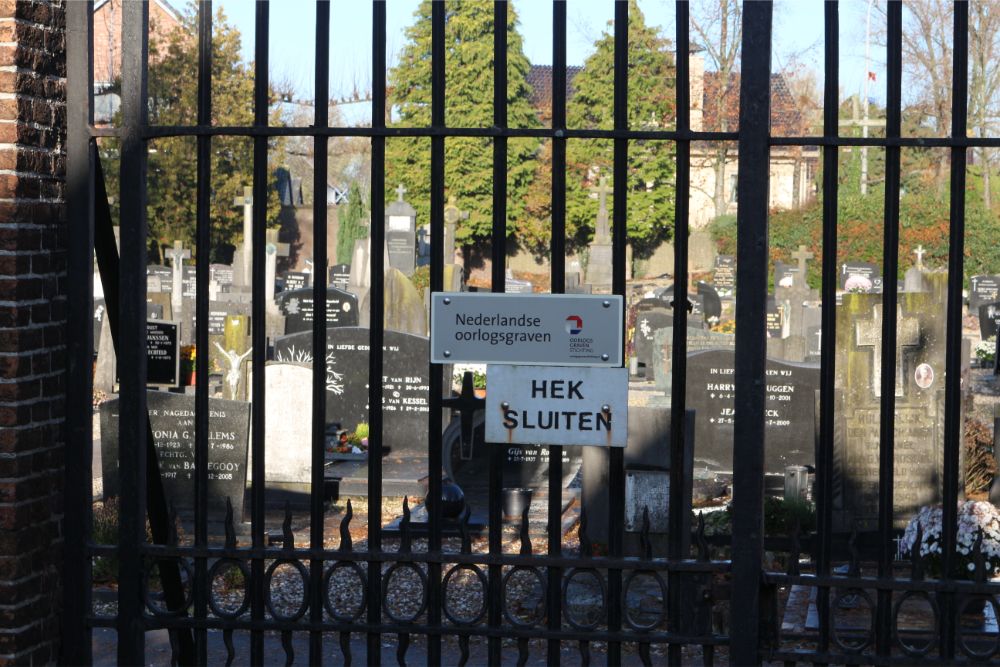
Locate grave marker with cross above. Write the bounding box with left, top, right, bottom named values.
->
left=591, top=176, right=612, bottom=242
left=855, top=304, right=920, bottom=397
left=443, top=196, right=469, bottom=264
left=165, top=240, right=190, bottom=315
left=913, top=245, right=926, bottom=270
left=791, top=245, right=813, bottom=288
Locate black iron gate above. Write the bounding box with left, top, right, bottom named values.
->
left=63, top=1, right=995, bottom=665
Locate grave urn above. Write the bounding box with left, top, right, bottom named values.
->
left=502, top=487, right=533, bottom=519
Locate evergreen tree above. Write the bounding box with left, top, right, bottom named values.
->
left=337, top=182, right=369, bottom=265
left=570, top=1, right=675, bottom=255
left=385, top=1, right=540, bottom=246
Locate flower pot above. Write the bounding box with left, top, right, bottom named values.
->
left=502, top=487, right=533, bottom=519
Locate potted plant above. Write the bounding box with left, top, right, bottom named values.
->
left=975, top=338, right=995, bottom=369
left=902, top=501, right=1000, bottom=582
left=326, top=423, right=369, bottom=461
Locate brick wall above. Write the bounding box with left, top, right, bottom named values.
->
left=0, top=0, right=65, bottom=664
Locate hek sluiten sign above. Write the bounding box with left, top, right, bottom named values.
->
left=485, top=365, right=628, bottom=447
left=430, top=292, right=623, bottom=366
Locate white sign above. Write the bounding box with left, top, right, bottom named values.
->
left=388, top=215, right=411, bottom=231
left=430, top=292, right=623, bottom=366
left=485, top=365, right=628, bottom=447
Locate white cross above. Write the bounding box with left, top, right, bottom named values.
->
left=165, top=240, right=190, bottom=313
left=913, top=245, right=926, bottom=270
left=395, top=183, right=407, bottom=202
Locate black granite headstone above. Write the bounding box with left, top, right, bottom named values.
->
left=766, top=295, right=783, bottom=338
left=273, top=327, right=429, bottom=457
left=329, top=264, right=351, bottom=291
left=276, top=287, right=359, bottom=335
left=100, top=391, right=250, bottom=521
left=655, top=285, right=705, bottom=324
left=146, top=320, right=180, bottom=387
left=282, top=271, right=309, bottom=292
left=971, top=276, right=1000, bottom=310
left=633, top=306, right=672, bottom=380
left=979, top=302, right=1000, bottom=339
left=839, top=261, right=882, bottom=291
left=713, top=255, right=736, bottom=297
left=686, top=349, right=818, bottom=472
left=697, top=281, right=722, bottom=325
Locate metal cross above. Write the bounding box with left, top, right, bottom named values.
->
left=395, top=183, right=407, bottom=202
left=442, top=371, right=485, bottom=460
left=855, top=304, right=920, bottom=397
left=913, top=245, right=926, bottom=270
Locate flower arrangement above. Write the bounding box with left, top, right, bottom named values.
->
left=711, top=319, right=736, bottom=334
left=975, top=338, right=996, bottom=365
left=844, top=274, right=873, bottom=293
left=902, top=501, right=1000, bottom=579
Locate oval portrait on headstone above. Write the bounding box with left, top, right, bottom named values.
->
left=914, top=363, right=934, bottom=390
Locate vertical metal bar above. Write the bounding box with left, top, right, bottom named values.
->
left=875, top=1, right=902, bottom=657
left=367, top=2, right=387, bottom=664
left=816, top=0, right=839, bottom=657
left=730, top=2, right=772, bottom=662
left=250, top=3, right=269, bottom=663
left=547, top=3, right=566, bottom=665
left=488, top=0, right=508, bottom=662
left=193, top=2, right=213, bottom=664
left=310, top=3, right=331, bottom=664
left=608, top=2, right=629, bottom=664
left=668, top=2, right=691, bottom=665
left=64, top=2, right=95, bottom=662
left=117, top=0, right=149, bottom=662
left=428, top=2, right=446, bottom=663
left=940, top=2, right=969, bottom=659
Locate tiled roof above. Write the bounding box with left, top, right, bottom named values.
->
left=703, top=71, right=806, bottom=135
left=525, top=65, right=583, bottom=111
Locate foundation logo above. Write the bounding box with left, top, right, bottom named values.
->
left=565, top=315, right=583, bottom=335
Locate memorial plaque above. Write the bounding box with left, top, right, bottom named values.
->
left=273, top=327, right=429, bottom=456
left=100, top=391, right=250, bottom=520
left=979, top=301, right=1000, bottom=340
left=713, top=255, right=736, bottom=297
left=276, top=287, right=359, bottom=335
left=283, top=271, right=309, bottom=292
left=146, top=320, right=180, bottom=387
left=840, top=261, right=882, bottom=291
left=685, top=349, right=818, bottom=472
left=329, top=263, right=351, bottom=291
left=971, top=276, right=1000, bottom=310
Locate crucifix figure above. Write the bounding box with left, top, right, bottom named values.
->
left=264, top=228, right=290, bottom=305
left=591, top=176, right=612, bottom=243
left=791, top=245, right=814, bottom=287
left=855, top=304, right=920, bottom=397
left=213, top=341, right=253, bottom=401
left=443, top=195, right=469, bottom=263
left=395, top=183, right=407, bottom=202
left=233, top=186, right=253, bottom=288
left=165, top=240, right=190, bottom=315
left=913, top=245, right=926, bottom=271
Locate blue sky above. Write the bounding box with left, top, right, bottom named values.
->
left=215, top=0, right=886, bottom=125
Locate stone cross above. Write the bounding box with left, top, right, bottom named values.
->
left=591, top=176, right=612, bottom=242
left=855, top=305, right=920, bottom=398
left=233, top=186, right=253, bottom=287
left=165, top=240, right=190, bottom=314
left=443, top=196, right=469, bottom=263
left=792, top=245, right=814, bottom=287
left=395, top=183, right=407, bottom=202
left=264, top=228, right=290, bottom=305
left=913, top=245, right=926, bottom=270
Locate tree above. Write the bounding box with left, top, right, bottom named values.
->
left=336, top=182, right=369, bottom=265
left=130, top=5, right=283, bottom=263
left=558, top=0, right=676, bottom=257
left=691, top=0, right=742, bottom=220
left=385, top=1, right=541, bottom=248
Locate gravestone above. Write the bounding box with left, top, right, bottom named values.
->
left=689, top=231, right=717, bottom=272
left=94, top=314, right=115, bottom=392
left=766, top=295, right=784, bottom=338
left=584, top=177, right=613, bottom=293
left=774, top=247, right=820, bottom=361
left=713, top=255, right=736, bottom=297
left=971, top=276, right=1000, bottom=310
left=656, top=285, right=706, bottom=327
left=697, top=281, right=722, bottom=326
left=193, top=301, right=251, bottom=337
left=386, top=183, right=417, bottom=277
left=360, top=268, right=427, bottom=336
left=685, top=349, right=819, bottom=473
left=633, top=306, right=672, bottom=380
left=181, top=265, right=196, bottom=299
left=273, top=327, right=431, bottom=496
left=840, top=261, right=882, bottom=292
left=979, top=302, right=1000, bottom=339
left=145, top=320, right=181, bottom=388
left=232, top=186, right=254, bottom=292
left=443, top=196, right=469, bottom=266
left=282, top=271, right=309, bottom=292
left=774, top=261, right=796, bottom=289
left=147, top=265, right=172, bottom=293
left=264, top=228, right=290, bottom=308
left=329, top=263, right=351, bottom=291
left=165, top=240, right=190, bottom=317
left=277, top=287, right=359, bottom=335
left=833, top=280, right=951, bottom=531
left=904, top=246, right=928, bottom=293
left=100, top=391, right=250, bottom=521
left=211, top=263, right=234, bottom=292
left=245, top=363, right=313, bottom=498
left=651, top=326, right=737, bottom=393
